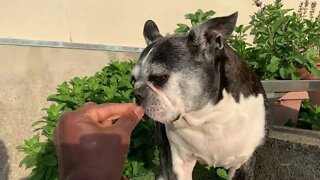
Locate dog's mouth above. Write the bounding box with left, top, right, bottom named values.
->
left=170, top=114, right=181, bottom=123
left=142, top=114, right=151, bottom=120
left=143, top=113, right=181, bottom=123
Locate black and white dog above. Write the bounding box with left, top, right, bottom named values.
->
left=132, top=12, right=270, bottom=180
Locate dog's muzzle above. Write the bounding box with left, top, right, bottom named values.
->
left=134, top=92, right=143, bottom=105
left=134, top=86, right=147, bottom=105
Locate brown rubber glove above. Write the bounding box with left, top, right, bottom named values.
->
left=54, top=103, right=144, bottom=180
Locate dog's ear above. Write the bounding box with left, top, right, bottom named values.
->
left=188, top=12, right=238, bottom=52
left=143, top=20, right=163, bottom=45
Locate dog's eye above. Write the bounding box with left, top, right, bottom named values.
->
left=149, top=75, right=169, bottom=87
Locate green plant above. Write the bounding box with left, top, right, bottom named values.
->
left=17, top=61, right=158, bottom=179
left=247, top=0, right=320, bottom=80
left=286, top=99, right=320, bottom=131
left=229, top=24, right=252, bottom=58
left=297, top=1, right=320, bottom=64
left=175, top=9, right=216, bottom=34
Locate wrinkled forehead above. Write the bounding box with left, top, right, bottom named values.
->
left=132, top=40, right=176, bottom=80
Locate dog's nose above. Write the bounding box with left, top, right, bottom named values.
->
left=134, top=91, right=144, bottom=105
left=135, top=86, right=147, bottom=105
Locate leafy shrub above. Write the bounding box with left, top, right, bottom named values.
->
left=247, top=0, right=320, bottom=80
left=17, top=61, right=158, bottom=180
left=174, top=9, right=216, bottom=34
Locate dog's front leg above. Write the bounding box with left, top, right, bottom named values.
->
left=155, top=122, right=177, bottom=180
left=170, top=146, right=197, bottom=180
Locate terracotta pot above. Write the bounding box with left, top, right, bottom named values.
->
left=297, top=63, right=320, bottom=105
left=273, top=91, right=309, bottom=126
left=307, top=90, right=320, bottom=106
left=297, top=63, right=320, bottom=80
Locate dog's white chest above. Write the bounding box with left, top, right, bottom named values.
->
left=165, top=91, right=266, bottom=169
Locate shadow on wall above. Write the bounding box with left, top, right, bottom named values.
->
left=0, top=140, right=9, bottom=180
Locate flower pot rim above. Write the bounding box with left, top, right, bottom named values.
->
left=278, top=91, right=309, bottom=101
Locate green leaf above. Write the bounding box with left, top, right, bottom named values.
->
left=293, top=58, right=304, bottom=64
left=47, top=94, right=61, bottom=102
left=235, top=25, right=243, bottom=33
left=32, top=120, right=47, bottom=126
left=256, top=28, right=269, bottom=35
left=19, top=155, right=36, bottom=168
left=310, top=68, right=320, bottom=77
left=281, top=9, right=293, bottom=15
left=177, top=23, right=189, bottom=29
left=83, top=92, right=91, bottom=100
left=42, top=155, right=57, bottom=166
left=130, top=173, right=154, bottom=180
left=58, top=82, right=69, bottom=94
left=197, top=9, right=204, bottom=22
left=24, top=135, right=40, bottom=147
left=175, top=23, right=190, bottom=33
left=306, top=49, right=317, bottom=59
left=132, top=161, right=139, bottom=175
left=304, top=19, right=313, bottom=28
left=291, top=71, right=301, bottom=80
left=185, top=13, right=195, bottom=20
left=204, top=10, right=216, bottom=17
left=266, top=56, right=280, bottom=73
left=259, top=53, right=267, bottom=59
left=243, top=25, right=251, bottom=33
left=216, top=168, right=228, bottom=179
left=279, top=67, right=286, bottom=79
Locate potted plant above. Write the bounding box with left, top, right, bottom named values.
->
left=294, top=1, right=320, bottom=106
left=286, top=99, right=320, bottom=131
left=245, top=0, right=320, bottom=125
left=298, top=53, right=320, bottom=106
left=298, top=55, right=320, bottom=80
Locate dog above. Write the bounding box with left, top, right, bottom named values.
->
left=132, top=12, right=270, bottom=180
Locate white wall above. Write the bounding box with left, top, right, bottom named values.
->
left=0, top=0, right=316, bottom=47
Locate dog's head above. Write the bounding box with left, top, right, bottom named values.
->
left=132, top=12, right=238, bottom=123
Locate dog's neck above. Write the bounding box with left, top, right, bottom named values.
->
left=168, top=89, right=237, bottom=129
